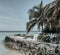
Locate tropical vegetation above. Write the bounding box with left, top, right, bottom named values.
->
left=26, top=0, right=60, bottom=33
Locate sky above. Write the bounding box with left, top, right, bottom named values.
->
left=0, top=0, right=54, bottom=31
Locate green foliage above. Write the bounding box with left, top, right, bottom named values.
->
left=52, top=37, right=57, bottom=42
left=26, top=0, right=60, bottom=33
left=38, top=34, right=44, bottom=40
left=43, top=36, right=50, bottom=43
left=57, top=34, right=60, bottom=40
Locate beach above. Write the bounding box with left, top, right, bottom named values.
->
left=0, top=32, right=36, bottom=55
left=0, top=31, right=60, bottom=55
left=0, top=31, right=28, bottom=55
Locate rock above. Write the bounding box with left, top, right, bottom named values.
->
left=4, top=36, right=11, bottom=42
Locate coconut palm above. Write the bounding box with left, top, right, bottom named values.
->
left=26, top=0, right=54, bottom=33
left=42, top=0, right=55, bottom=33
left=50, top=0, right=60, bottom=32
left=26, top=0, right=44, bottom=32
left=43, top=0, right=60, bottom=33
left=26, top=0, right=60, bottom=33
left=52, top=0, right=60, bottom=30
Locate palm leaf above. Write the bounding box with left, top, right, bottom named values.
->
left=44, top=0, right=56, bottom=17
left=26, top=0, right=60, bottom=33
left=26, top=19, right=37, bottom=33
left=46, top=6, right=55, bottom=18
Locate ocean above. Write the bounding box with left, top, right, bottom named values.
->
left=0, top=31, right=37, bottom=55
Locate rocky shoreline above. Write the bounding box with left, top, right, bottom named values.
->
left=4, top=35, right=60, bottom=55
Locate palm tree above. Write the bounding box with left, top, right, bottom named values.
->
left=43, top=0, right=55, bottom=32
left=43, top=0, right=60, bottom=33
left=26, top=0, right=60, bottom=33
left=26, top=0, right=44, bottom=32
left=50, top=0, right=60, bottom=32
left=53, top=0, right=60, bottom=32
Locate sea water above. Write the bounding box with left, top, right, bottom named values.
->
left=0, top=31, right=37, bottom=55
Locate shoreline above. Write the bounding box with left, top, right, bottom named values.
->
left=4, top=34, right=60, bottom=55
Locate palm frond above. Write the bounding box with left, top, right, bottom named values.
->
left=26, top=19, right=37, bottom=33
left=26, top=0, right=60, bottom=33
left=44, top=1, right=56, bottom=17
left=46, top=6, right=55, bottom=18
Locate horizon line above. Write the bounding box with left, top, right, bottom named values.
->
left=0, top=30, right=38, bottom=32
